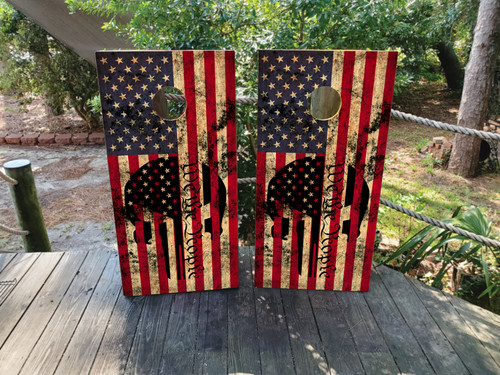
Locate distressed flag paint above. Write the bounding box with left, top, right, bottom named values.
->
left=96, top=50, right=238, bottom=296
left=255, top=50, right=397, bottom=291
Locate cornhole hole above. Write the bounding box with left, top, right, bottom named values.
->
left=255, top=50, right=397, bottom=291
left=96, top=51, right=238, bottom=296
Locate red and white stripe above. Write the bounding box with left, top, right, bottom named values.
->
left=256, top=50, right=397, bottom=291
left=108, top=50, right=238, bottom=296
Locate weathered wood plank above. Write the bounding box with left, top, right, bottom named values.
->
left=281, top=289, right=329, bottom=375
left=227, top=246, right=261, bottom=375
left=309, top=291, right=365, bottom=375
left=0, top=253, right=21, bottom=306
left=408, top=276, right=500, bottom=374
left=90, top=295, right=145, bottom=375
left=193, top=292, right=210, bottom=374
left=365, top=267, right=436, bottom=374
left=22, top=251, right=112, bottom=375
left=376, top=265, right=468, bottom=375
left=193, top=292, right=228, bottom=374
left=336, top=291, right=400, bottom=375
left=124, top=293, right=174, bottom=374
left=254, top=286, right=295, bottom=374
left=158, top=293, right=201, bottom=374
left=0, top=252, right=59, bottom=347
left=1, top=249, right=499, bottom=375
left=0, top=252, right=87, bottom=374
left=54, top=253, right=122, bottom=375
left=0, top=254, right=38, bottom=290
left=446, top=293, right=500, bottom=367
left=0, top=253, right=16, bottom=273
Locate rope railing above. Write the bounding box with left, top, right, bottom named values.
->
left=236, top=177, right=500, bottom=249
left=0, top=223, right=29, bottom=236
left=0, top=168, right=28, bottom=237
left=165, top=91, right=500, bottom=246
left=379, top=198, right=500, bottom=249
left=390, top=109, right=500, bottom=141
left=165, top=93, right=500, bottom=140
left=0, top=170, right=17, bottom=185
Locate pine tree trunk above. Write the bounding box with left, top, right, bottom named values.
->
left=448, top=0, right=500, bottom=177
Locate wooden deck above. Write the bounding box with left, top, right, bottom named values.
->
left=0, top=247, right=498, bottom=375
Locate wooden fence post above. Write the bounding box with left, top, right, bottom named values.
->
left=3, top=159, right=51, bottom=252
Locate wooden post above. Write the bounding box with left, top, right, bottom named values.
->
left=3, top=159, right=51, bottom=252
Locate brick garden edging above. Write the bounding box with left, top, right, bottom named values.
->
left=0, top=132, right=105, bottom=146
left=420, top=136, right=453, bottom=161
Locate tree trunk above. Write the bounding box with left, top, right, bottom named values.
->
left=448, top=0, right=500, bottom=177
left=435, top=41, right=464, bottom=91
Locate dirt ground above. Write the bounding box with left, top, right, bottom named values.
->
left=0, top=94, right=88, bottom=135
left=0, top=84, right=498, bottom=254
left=0, top=144, right=116, bottom=252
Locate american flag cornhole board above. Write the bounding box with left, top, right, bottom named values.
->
left=255, top=50, right=397, bottom=291
left=96, top=51, right=238, bottom=296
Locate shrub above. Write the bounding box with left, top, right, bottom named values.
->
left=0, top=2, right=100, bottom=128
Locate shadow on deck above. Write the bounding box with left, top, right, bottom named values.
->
left=0, top=247, right=499, bottom=374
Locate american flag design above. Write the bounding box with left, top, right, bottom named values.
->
left=255, top=50, right=397, bottom=291
left=96, top=50, right=238, bottom=296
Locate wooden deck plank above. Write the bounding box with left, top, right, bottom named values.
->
left=281, top=289, right=329, bottom=375
left=0, top=252, right=59, bottom=347
left=54, top=253, right=122, bottom=375
left=90, top=296, right=145, bottom=375
left=124, top=294, right=174, bottom=374
left=193, top=292, right=210, bottom=374
left=376, top=265, right=469, bottom=375
left=408, top=276, right=500, bottom=375
left=0, top=249, right=498, bottom=375
left=254, top=286, right=295, bottom=374
left=365, top=267, right=436, bottom=374
left=0, top=252, right=87, bottom=374
left=158, top=293, right=201, bottom=374
left=336, top=291, right=401, bottom=375
left=22, top=251, right=112, bottom=375
left=227, top=246, right=261, bottom=375
left=309, top=291, right=365, bottom=374
left=193, top=292, right=229, bottom=374
left=0, top=253, right=34, bottom=309
left=446, top=293, right=500, bottom=367
left=0, top=253, right=16, bottom=273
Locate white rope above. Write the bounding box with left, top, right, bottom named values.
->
left=379, top=198, right=500, bottom=249
left=165, top=93, right=500, bottom=140
left=236, top=177, right=257, bottom=185
left=0, top=223, right=28, bottom=236
left=164, top=93, right=257, bottom=104
left=390, top=109, right=500, bottom=141
left=237, top=177, right=500, bottom=249
left=165, top=93, right=500, bottom=247
left=0, top=170, right=17, bottom=185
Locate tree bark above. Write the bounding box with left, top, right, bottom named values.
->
left=435, top=41, right=464, bottom=91
left=448, top=0, right=500, bottom=177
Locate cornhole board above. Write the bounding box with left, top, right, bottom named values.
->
left=255, top=50, right=397, bottom=291
left=96, top=50, right=238, bottom=296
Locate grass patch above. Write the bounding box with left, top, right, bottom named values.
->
left=378, top=119, right=500, bottom=247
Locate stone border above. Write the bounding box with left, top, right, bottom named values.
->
left=420, top=136, right=453, bottom=161
left=0, top=132, right=105, bottom=146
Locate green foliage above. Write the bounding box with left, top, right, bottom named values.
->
left=0, top=1, right=100, bottom=127
left=383, top=206, right=500, bottom=307
left=66, top=0, right=479, bottom=94
left=421, top=151, right=450, bottom=170
left=65, top=0, right=480, bottom=238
